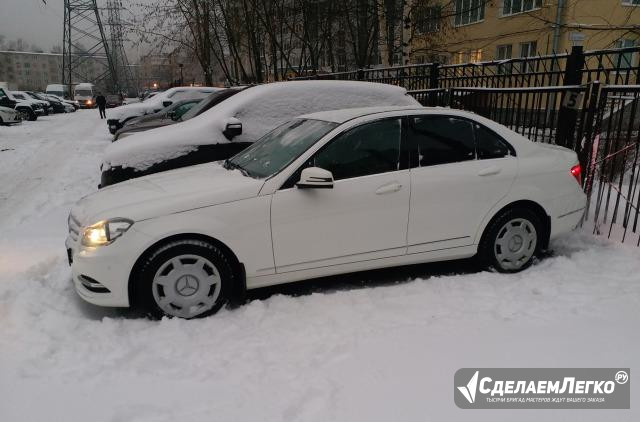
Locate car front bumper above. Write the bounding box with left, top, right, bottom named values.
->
left=66, top=227, right=152, bottom=308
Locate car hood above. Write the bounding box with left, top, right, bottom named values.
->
left=71, top=162, right=264, bottom=225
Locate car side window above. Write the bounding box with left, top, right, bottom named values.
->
left=311, top=118, right=402, bottom=181
left=410, top=116, right=475, bottom=167
left=475, top=123, right=514, bottom=159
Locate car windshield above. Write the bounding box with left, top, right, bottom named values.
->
left=180, top=89, right=241, bottom=121
left=225, top=119, right=337, bottom=179
left=75, top=90, right=92, bottom=96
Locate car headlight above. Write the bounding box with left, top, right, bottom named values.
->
left=81, top=218, right=133, bottom=247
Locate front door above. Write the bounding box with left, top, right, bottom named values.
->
left=270, top=118, right=410, bottom=273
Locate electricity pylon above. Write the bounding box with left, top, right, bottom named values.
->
left=62, top=0, right=116, bottom=97
left=105, top=0, right=135, bottom=95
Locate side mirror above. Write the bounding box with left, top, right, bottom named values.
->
left=297, top=167, right=334, bottom=189
left=163, top=100, right=172, bottom=107
left=223, top=117, right=242, bottom=140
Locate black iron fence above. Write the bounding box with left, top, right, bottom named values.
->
left=294, top=46, right=640, bottom=89
left=584, top=85, right=640, bottom=246
left=295, top=46, right=640, bottom=246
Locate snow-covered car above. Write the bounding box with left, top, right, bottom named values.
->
left=107, top=87, right=219, bottom=134
left=100, top=81, right=420, bottom=186
left=29, top=92, right=68, bottom=113
left=7, top=90, right=43, bottom=121
left=113, top=98, right=203, bottom=141
left=49, top=94, right=79, bottom=110
left=67, top=106, right=587, bottom=319
left=0, top=105, right=21, bottom=125
left=13, top=91, right=51, bottom=115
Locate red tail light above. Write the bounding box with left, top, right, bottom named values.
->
left=570, top=164, right=582, bottom=185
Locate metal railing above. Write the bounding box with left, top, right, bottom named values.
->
left=293, top=46, right=640, bottom=89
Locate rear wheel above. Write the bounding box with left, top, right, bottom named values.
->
left=135, top=240, right=234, bottom=319
left=478, top=208, right=542, bottom=273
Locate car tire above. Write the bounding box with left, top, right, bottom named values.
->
left=477, top=207, right=543, bottom=273
left=134, top=239, right=234, bottom=319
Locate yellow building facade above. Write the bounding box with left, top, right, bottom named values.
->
left=409, top=0, right=640, bottom=64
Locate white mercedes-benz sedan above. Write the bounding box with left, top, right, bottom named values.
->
left=67, top=106, right=586, bottom=318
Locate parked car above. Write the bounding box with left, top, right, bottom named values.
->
left=67, top=106, right=586, bottom=319
left=106, top=94, right=124, bottom=108
left=0, top=105, right=21, bottom=125
left=49, top=94, right=80, bottom=110
left=100, top=81, right=419, bottom=186
left=113, top=88, right=245, bottom=141
left=8, top=90, right=43, bottom=121
left=27, top=92, right=67, bottom=113
left=107, top=87, right=219, bottom=134
left=43, top=94, right=76, bottom=113
left=114, top=98, right=203, bottom=141
left=13, top=91, right=50, bottom=115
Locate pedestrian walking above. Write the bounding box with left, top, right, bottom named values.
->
left=96, top=93, right=107, bottom=119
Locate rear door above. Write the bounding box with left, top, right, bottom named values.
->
left=406, top=115, right=517, bottom=253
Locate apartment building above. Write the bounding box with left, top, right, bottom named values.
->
left=409, top=0, right=640, bottom=65
left=0, top=50, right=63, bottom=91
left=0, top=50, right=108, bottom=91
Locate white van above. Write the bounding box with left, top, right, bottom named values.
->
left=74, top=83, right=95, bottom=108
left=46, top=84, right=70, bottom=99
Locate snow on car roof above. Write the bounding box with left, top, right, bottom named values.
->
left=103, top=80, right=419, bottom=171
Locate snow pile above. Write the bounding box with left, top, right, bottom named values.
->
left=103, top=81, right=419, bottom=171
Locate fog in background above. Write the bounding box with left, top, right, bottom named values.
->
left=0, top=0, right=147, bottom=60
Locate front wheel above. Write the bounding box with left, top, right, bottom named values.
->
left=478, top=208, right=542, bottom=273
left=135, top=240, right=234, bottom=319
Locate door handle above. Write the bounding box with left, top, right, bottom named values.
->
left=478, top=166, right=501, bottom=176
left=375, top=183, right=402, bottom=195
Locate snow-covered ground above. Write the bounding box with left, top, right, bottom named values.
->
left=0, top=111, right=638, bottom=421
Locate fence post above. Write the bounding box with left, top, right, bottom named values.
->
left=429, top=63, right=440, bottom=106
left=429, top=63, right=439, bottom=89
left=556, top=46, right=585, bottom=148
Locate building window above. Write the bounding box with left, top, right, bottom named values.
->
left=415, top=4, right=441, bottom=34
left=470, top=49, right=483, bottom=62
left=452, top=51, right=467, bottom=64
left=502, top=0, right=542, bottom=16
left=496, top=44, right=512, bottom=60
left=519, top=41, right=537, bottom=72
left=454, top=0, right=485, bottom=26
left=496, top=44, right=513, bottom=74
left=614, top=39, right=637, bottom=69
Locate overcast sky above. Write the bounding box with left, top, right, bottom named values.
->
left=0, top=0, right=147, bottom=60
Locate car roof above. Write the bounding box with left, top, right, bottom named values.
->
left=299, top=105, right=475, bottom=123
